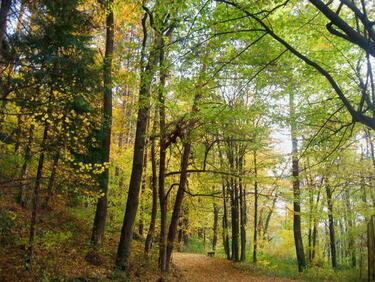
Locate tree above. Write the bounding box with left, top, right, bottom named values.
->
left=289, top=91, right=306, bottom=272
left=91, top=0, right=114, bottom=248
left=116, top=5, right=162, bottom=268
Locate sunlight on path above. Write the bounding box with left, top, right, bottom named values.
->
left=171, top=253, right=295, bottom=282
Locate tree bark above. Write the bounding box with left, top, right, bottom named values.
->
left=289, top=91, right=306, bottom=272
left=212, top=203, right=219, bottom=251
left=18, top=125, right=33, bottom=207
left=0, top=0, right=10, bottom=43
left=345, top=189, right=356, bottom=267
left=230, top=177, right=240, bottom=261
left=43, top=152, right=60, bottom=207
left=311, top=188, right=321, bottom=261
left=263, top=196, right=277, bottom=241
left=91, top=0, right=114, bottom=247
left=157, top=33, right=168, bottom=272
left=253, top=150, right=258, bottom=263
left=325, top=182, right=337, bottom=268
left=144, top=115, right=158, bottom=256
left=116, top=14, right=159, bottom=269
left=0, top=0, right=11, bottom=68
left=165, top=141, right=191, bottom=271
left=368, top=215, right=375, bottom=281
left=238, top=153, right=246, bottom=262
left=26, top=124, right=48, bottom=268
left=240, top=178, right=246, bottom=261
left=222, top=182, right=231, bottom=259
left=138, top=143, right=148, bottom=237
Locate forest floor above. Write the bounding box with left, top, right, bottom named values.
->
left=1, top=190, right=350, bottom=282
left=171, top=252, right=295, bottom=281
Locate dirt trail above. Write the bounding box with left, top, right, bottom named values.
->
left=171, top=252, right=294, bottom=282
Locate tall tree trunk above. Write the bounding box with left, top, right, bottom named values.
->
left=368, top=215, right=375, bottom=281
left=325, top=182, right=337, bottom=268
left=253, top=150, right=258, bottom=263
left=289, top=91, right=306, bottom=272
left=263, top=196, right=277, bottom=240
left=365, top=130, right=375, bottom=207
left=239, top=153, right=246, bottom=261
left=166, top=141, right=191, bottom=271
left=308, top=180, right=313, bottom=263
left=157, top=33, right=168, bottom=273
left=0, top=0, right=10, bottom=44
left=91, top=0, right=114, bottom=247
left=164, top=61, right=202, bottom=270
left=18, top=125, right=33, bottom=207
left=8, top=0, right=24, bottom=74
left=345, top=189, right=356, bottom=267
left=144, top=115, right=158, bottom=256
left=240, top=177, right=246, bottom=261
left=222, top=182, right=231, bottom=260
left=0, top=0, right=11, bottom=69
left=26, top=124, right=48, bottom=268
left=138, top=144, right=148, bottom=237
left=43, top=152, right=60, bottom=207
left=231, top=177, right=240, bottom=261
left=14, top=115, right=23, bottom=153
left=212, top=203, right=219, bottom=251
left=116, top=13, right=159, bottom=269
left=311, top=188, right=321, bottom=261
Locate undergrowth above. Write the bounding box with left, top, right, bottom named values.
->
left=234, top=253, right=365, bottom=282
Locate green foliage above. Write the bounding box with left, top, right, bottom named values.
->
left=237, top=253, right=363, bottom=282
left=181, top=237, right=207, bottom=254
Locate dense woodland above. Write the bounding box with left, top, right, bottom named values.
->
left=0, top=0, right=374, bottom=281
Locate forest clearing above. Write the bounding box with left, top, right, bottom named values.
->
left=0, top=0, right=374, bottom=281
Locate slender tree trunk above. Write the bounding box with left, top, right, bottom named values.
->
left=8, top=0, right=25, bottom=74
left=43, top=152, right=59, bottom=207
left=253, top=150, right=258, bottom=263
left=0, top=0, right=10, bottom=44
left=26, top=124, right=48, bottom=268
left=116, top=14, right=159, bottom=269
left=91, top=0, right=114, bottom=247
left=308, top=181, right=313, bottom=263
left=311, top=220, right=318, bottom=260
left=157, top=34, right=168, bottom=273
left=144, top=116, right=158, bottom=256
left=238, top=153, right=246, bottom=261
left=365, top=130, right=375, bottom=207
left=289, top=91, right=306, bottom=272
left=368, top=215, right=375, bottom=281
left=263, top=196, right=277, bottom=240
left=164, top=61, right=202, bottom=270
left=222, top=182, right=231, bottom=259
left=0, top=0, right=11, bottom=69
left=213, top=203, right=219, bottom=251
left=231, top=177, right=240, bottom=261
left=345, top=189, right=356, bottom=267
left=258, top=208, right=264, bottom=237
left=240, top=178, right=246, bottom=261
left=311, top=189, right=321, bottom=261
left=166, top=141, right=191, bottom=271
left=14, top=115, right=23, bottom=153
left=18, top=125, right=33, bottom=207
left=325, top=183, right=337, bottom=268
left=138, top=144, right=148, bottom=237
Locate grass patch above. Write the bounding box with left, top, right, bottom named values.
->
left=234, top=253, right=364, bottom=282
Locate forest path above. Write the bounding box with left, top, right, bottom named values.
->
left=172, top=252, right=294, bottom=282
